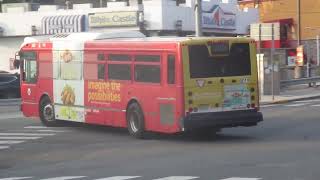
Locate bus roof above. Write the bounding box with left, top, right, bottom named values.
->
left=22, top=32, right=252, bottom=44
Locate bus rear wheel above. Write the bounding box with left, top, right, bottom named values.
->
left=39, top=96, right=58, bottom=127
left=127, top=103, right=145, bottom=139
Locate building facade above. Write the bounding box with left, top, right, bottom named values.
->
left=240, top=0, right=320, bottom=64
left=0, top=0, right=259, bottom=72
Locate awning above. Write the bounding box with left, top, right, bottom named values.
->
left=41, top=15, right=86, bottom=35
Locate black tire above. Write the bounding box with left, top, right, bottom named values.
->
left=39, top=96, right=58, bottom=127
left=126, top=103, right=145, bottom=139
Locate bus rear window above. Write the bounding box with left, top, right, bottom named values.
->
left=188, top=43, right=251, bottom=78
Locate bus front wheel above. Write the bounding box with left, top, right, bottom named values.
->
left=39, top=96, right=58, bottom=127
left=126, top=103, right=145, bottom=139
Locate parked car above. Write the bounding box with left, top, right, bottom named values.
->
left=0, top=71, right=20, bottom=99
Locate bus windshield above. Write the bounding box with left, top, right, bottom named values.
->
left=188, top=43, right=251, bottom=78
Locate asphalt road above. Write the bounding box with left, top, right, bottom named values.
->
left=0, top=99, right=320, bottom=180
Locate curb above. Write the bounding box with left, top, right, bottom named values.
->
left=261, top=95, right=320, bottom=105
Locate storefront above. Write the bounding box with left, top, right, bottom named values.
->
left=240, top=0, right=320, bottom=64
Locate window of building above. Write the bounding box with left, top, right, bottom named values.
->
left=135, top=65, right=160, bottom=83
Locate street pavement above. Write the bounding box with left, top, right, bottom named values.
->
left=0, top=98, right=320, bottom=180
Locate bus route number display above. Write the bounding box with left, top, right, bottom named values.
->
left=209, top=41, right=229, bottom=56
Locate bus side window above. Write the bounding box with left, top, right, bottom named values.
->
left=97, top=64, right=105, bottom=80
left=97, top=53, right=106, bottom=80
left=108, top=54, right=131, bottom=81
left=167, top=55, right=175, bottom=84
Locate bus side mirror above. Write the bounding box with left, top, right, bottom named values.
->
left=13, top=51, right=21, bottom=69
left=22, top=71, right=26, bottom=81
left=13, top=59, right=20, bottom=69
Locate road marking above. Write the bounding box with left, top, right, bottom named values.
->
left=0, top=140, right=25, bottom=144
left=0, top=146, right=10, bottom=150
left=0, top=177, right=32, bottom=180
left=24, top=126, right=48, bottom=129
left=152, top=176, right=199, bottom=180
left=295, top=99, right=320, bottom=103
left=0, top=137, right=41, bottom=140
left=284, top=103, right=308, bottom=107
left=37, top=130, right=67, bottom=133
left=40, top=176, right=86, bottom=180
left=310, top=104, right=320, bottom=107
left=220, top=178, right=261, bottom=180
left=94, top=176, right=141, bottom=180
left=0, top=133, right=55, bottom=136
left=260, top=104, right=278, bottom=108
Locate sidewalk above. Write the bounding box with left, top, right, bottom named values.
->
left=261, top=85, right=320, bottom=105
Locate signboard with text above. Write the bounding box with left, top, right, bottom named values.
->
left=89, top=11, right=138, bottom=28
left=202, top=5, right=236, bottom=30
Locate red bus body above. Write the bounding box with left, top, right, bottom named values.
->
left=20, top=38, right=184, bottom=133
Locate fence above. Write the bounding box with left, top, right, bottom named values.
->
left=257, top=48, right=320, bottom=96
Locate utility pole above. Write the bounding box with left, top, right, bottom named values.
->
left=271, top=23, right=275, bottom=101
left=100, top=0, right=103, bottom=7
left=317, top=35, right=320, bottom=66
left=295, top=0, right=302, bottom=79
left=297, top=0, right=301, bottom=46
left=195, top=0, right=202, bottom=37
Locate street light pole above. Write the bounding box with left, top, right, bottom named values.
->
left=195, top=0, right=202, bottom=37
left=297, top=0, right=301, bottom=46
left=317, top=35, right=320, bottom=66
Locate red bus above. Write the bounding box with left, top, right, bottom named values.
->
left=16, top=32, right=263, bottom=138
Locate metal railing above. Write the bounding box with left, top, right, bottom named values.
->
left=280, top=76, right=320, bottom=88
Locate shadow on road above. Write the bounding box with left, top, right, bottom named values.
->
left=55, top=120, right=258, bottom=143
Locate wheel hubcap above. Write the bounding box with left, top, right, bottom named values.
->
left=43, top=104, right=54, bottom=121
